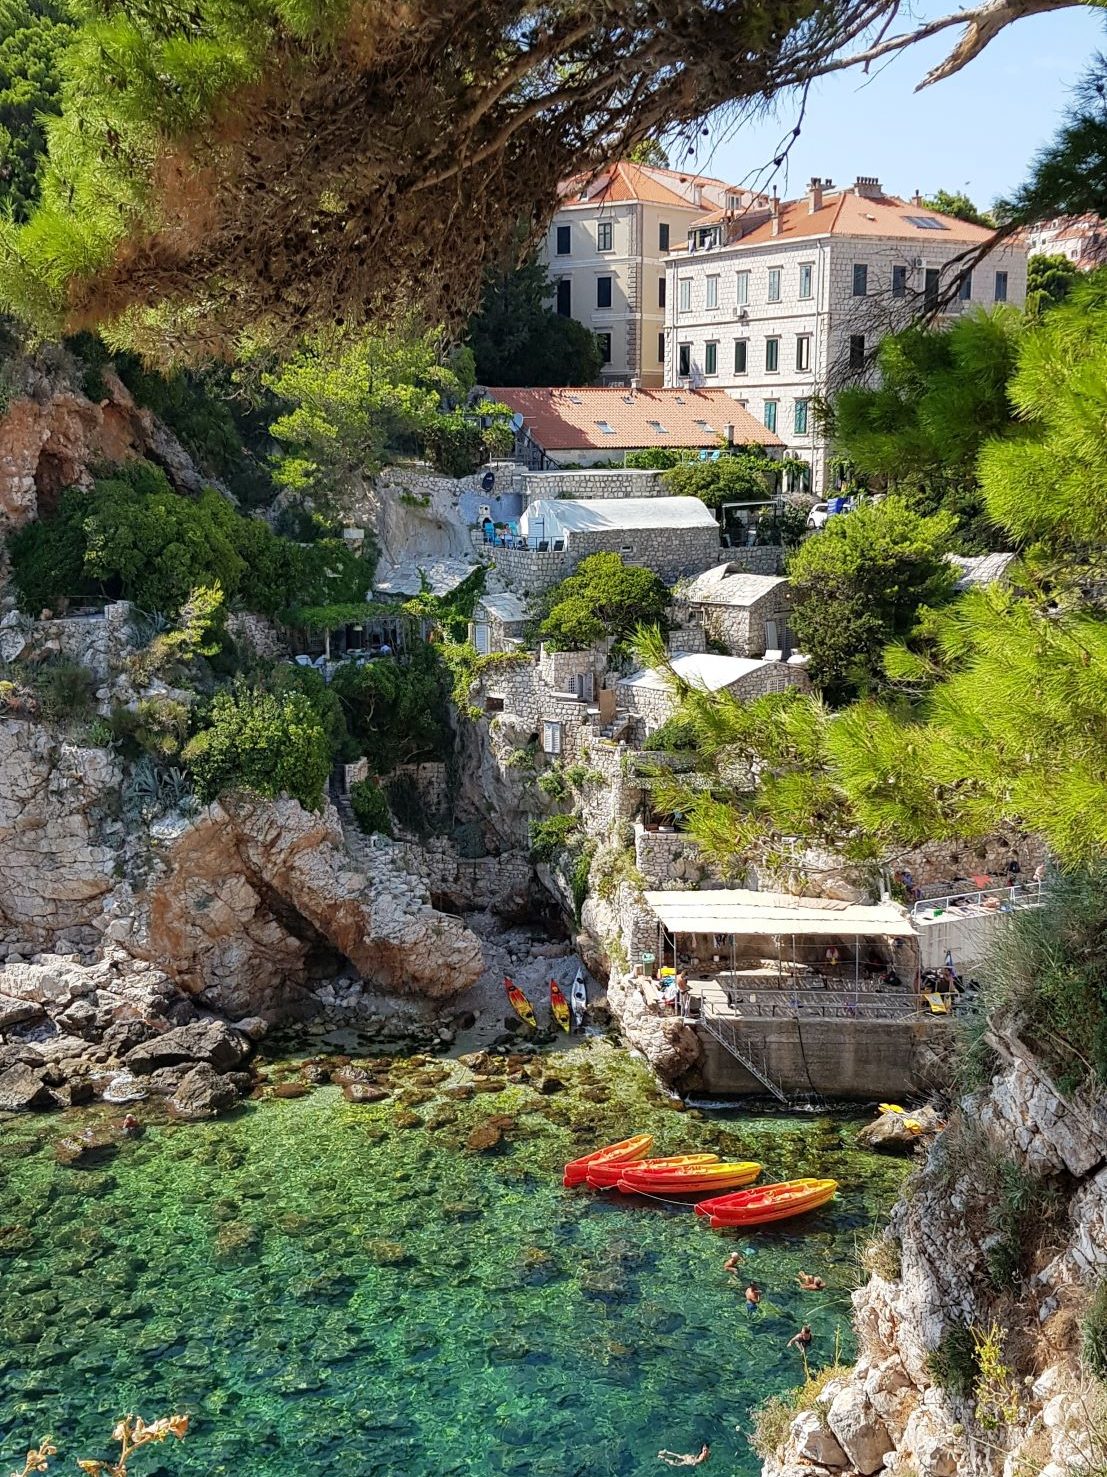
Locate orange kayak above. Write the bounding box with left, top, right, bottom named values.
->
left=617, top=1160, right=762, bottom=1195
left=586, top=1153, right=719, bottom=1190
left=549, top=979, right=571, bottom=1033
left=695, top=1178, right=838, bottom=1227
left=563, top=1134, right=653, bottom=1188
left=504, top=976, right=537, bottom=1029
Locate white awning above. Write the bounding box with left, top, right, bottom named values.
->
left=643, top=888, right=916, bottom=938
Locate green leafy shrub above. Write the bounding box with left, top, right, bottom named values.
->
left=331, top=646, right=449, bottom=773
left=529, top=813, right=581, bottom=862
left=6, top=461, right=373, bottom=620
left=109, top=697, right=192, bottom=759
left=536, top=766, right=568, bottom=801
left=537, top=553, right=669, bottom=652
left=925, top=1326, right=977, bottom=1400
left=183, top=688, right=330, bottom=810
left=624, top=448, right=688, bottom=470
left=268, top=662, right=355, bottom=764
left=641, top=714, right=699, bottom=753
left=349, top=778, right=392, bottom=836
left=566, top=839, right=595, bottom=920
left=565, top=763, right=603, bottom=788
left=661, top=451, right=774, bottom=509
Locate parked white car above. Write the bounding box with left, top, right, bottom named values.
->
left=806, top=502, right=831, bottom=530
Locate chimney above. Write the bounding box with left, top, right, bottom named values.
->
left=807, top=177, right=824, bottom=213
left=724, top=422, right=735, bottom=446
left=770, top=189, right=781, bottom=237
left=853, top=175, right=882, bottom=199
left=693, top=183, right=703, bottom=209
left=912, top=191, right=924, bottom=207
left=630, top=377, right=641, bottom=392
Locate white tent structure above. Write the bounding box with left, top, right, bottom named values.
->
left=518, top=496, right=718, bottom=543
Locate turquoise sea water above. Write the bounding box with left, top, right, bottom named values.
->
left=0, top=1045, right=908, bottom=1477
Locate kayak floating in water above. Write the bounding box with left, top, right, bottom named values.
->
left=563, top=1134, right=653, bottom=1188
left=585, top=1153, right=719, bottom=1190
left=617, top=1161, right=762, bottom=1196
left=504, top=976, right=537, bottom=1029
left=695, top=1178, right=838, bottom=1228
left=549, top=978, right=571, bottom=1033
left=570, top=968, right=587, bottom=1029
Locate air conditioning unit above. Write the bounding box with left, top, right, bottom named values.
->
left=912, top=257, right=924, bottom=270
left=737, top=307, right=749, bottom=320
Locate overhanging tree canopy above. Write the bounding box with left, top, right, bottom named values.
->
left=0, top=0, right=1084, bottom=359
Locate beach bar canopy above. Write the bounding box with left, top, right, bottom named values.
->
left=643, top=889, right=915, bottom=938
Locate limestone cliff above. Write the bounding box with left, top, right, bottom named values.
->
left=0, top=360, right=200, bottom=530
left=761, top=1033, right=1107, bottom=1477
left=0, top=717, right=483, bottom=1019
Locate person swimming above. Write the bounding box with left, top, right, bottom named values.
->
left=786, top=1324, right=813, bottom=1352
left=658, top=1445, right=710, bottom=1467
left=744, top=1283, right=761, bottom=1313
left=796, top=1272, right=825, bottom=1291
left=723, top=1252, right=743, bottom=1276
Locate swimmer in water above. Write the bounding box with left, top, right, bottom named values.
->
left=723, top=1252, right=743, bottom=1276
left=796, top=1272, right=825, bottom=1291
left=658, top=1445, right=710, bottom=1467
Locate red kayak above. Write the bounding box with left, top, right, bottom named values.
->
left=617, top=1160, right=761, bottom=1196
left=586, top=1153, right=719, bottom=1190
left=563, top=1134, right=653, bottom=1188
left=695, top=1178, right=838, bottom=1227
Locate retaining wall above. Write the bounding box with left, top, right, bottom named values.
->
left=516, top=469, right=666, bottom=501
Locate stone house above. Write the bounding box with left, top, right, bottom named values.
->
left=663, top=175, right=1028, bottom=492
left=618, top=651, right=806, bottom=735
left=469, top=593, right=529, bottom=654
left=675, top=564, right=793, bottom=657
left=482, top=496, right=723, bottom=595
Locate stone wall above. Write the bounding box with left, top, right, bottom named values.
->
left=389, top=761, right=450, bottom=820
left=681, top=585, right=792, bottom=658
left=538, top=644, right=602, bottom=693
left=634, top=823, right=716, bottom=888
left=391, top=837, right=532, bottom=911
left=482, top=543, right=568, bottom=594
left=717, top=544, right=783, bottom=575
left=565, top=524, right=721, bottom=584
left=0, top=602, right=134, bottom=681
left=226, top=611, right=289, bottom=662
left=516, top=469, right=666, bottom=501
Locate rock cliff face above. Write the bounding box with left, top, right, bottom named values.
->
left=762, top=1032, right=1107, bottom=1477
left=0, top=716, right=484, bottom=1022
left=0, top=364, right=200, bottom=530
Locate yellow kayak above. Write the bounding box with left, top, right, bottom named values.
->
left=504, top=976, right=537, bottom=1028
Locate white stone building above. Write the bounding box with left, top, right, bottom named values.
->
left=675, top=565, right=793, bottom=658
left=482, top=496, right=723, bottom=593
left=543, top=161, right=764, bottom=387
left=663, top=176, right=1029, bottom=493
left=1023, top=214, right=1106, bottom=269
left=618, top=651, right=807, bottom=735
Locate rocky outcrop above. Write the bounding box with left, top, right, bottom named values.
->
left=0, top=720, right=123, bottom=939
left=104, top=794, right=484, bottom=1015
left=762, top=1032, right=1107, bottom=1477
left=0, top=364, right=200, bottom=531
left=606, top=969, right=701, bottom=1084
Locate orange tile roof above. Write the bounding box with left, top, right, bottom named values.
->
left=683, top=190, right=1001, bottom=248
left=483, top=386, right=782, bottom=452
left=558, top=161, right=749, bottom=211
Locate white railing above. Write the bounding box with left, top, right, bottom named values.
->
left=912, top=879, right=1046, bottom=920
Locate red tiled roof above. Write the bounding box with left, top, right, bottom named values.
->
left=558, top=161, right=752, bottom=211
left=676, top=190, right=1001, bottom=249
left=484, top=386, right=782, bottom=452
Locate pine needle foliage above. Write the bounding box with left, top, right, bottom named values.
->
left=0, top=0, right=1031, bottom=359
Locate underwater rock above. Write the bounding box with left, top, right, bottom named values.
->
left=269, top=1082, right=311, bottom=1099
left=392, top=1108, right=422, bottom=1129
left=363, top=1239, right=408, bottom=1265
left=331, top=1065, right=372, bottom=1086
left=214, top=1220, right=262, bottom=1260
left=466, top=1121, right=504, bottom=1152
left=54, top=1127, right=120, bottom=1168
left=342, top=1083, right=390, bottom=1103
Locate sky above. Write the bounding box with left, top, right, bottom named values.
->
left=674, top=1, right=1106, bottom=211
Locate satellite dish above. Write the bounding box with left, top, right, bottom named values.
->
left=481, top=470, right=496, bottom=493
left=510, top=412, right=525, bottom=431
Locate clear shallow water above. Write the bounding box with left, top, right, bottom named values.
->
left=0, top=1045, right=909, bottom=1477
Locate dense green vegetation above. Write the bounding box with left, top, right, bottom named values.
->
left=183, top=688, right=331, bottom=811
left=788, top=497, right=957, bottom=702
left=661, top=451, right=775, bottom=509
left=467, top=255, right=603, bottom=387
left=536, top=553, right=669, bottom=652
left=331, top=647, right=450, bottom=775
left=920, top=189, right=995, bottom=228
left=0, top=0, right=72, bottom=221
left=349, top=777, right=392, bottom=836
left=6, top=461, right=372, bottom=617
left=824, top=310, right=1023, bottom=551
left=1026, top=252, right=1080, bottom=314
left=265, top=327, right=513, bottom=495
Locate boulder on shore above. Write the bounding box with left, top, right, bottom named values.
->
left=168, top=1062, right=242, bottom=1119
left=0, top=1062, right=53, bottom=1112
left=123, top=1018, right=251, bottom=1075
left=857, top=1104, right=943, bottom=1154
